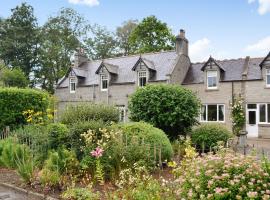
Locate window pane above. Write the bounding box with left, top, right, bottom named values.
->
left=208, top=77, right=217, bottom=88
left=102, top=80, right=108, bottom=89
left=259, top=104, right=266, bottom=122
left=247, top=104, right=257, bottom=109
left=248, top=111, right=256, bottom=125
left=139, top=77, right=146, bottom=87
left=268, top=104, right=270, bottom=123
left=218, top=105, right=224, bottom=121
left=267, top=75, right=270, bottom=85
left=201, top=105, right=206, bottom=121
left=208, top=105, right=217, bottom=121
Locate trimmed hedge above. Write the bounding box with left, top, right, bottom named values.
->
left=0, top=88, right=50, bottom=130
left=112, top=122, right=173, bottom=161
left=60, top=103, right=119, bottom=125
left=191, top=123, right=233, bottom=150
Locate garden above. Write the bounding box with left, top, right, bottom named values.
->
left=0, top=85, right=270, bottom=200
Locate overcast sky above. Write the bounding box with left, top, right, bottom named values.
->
left=0, top=0, right=270, bottom=62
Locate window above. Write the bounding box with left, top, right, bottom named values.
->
left=101, top=74, right=108, bottom=91
left=69, top=77, right=76, bottom=93
left=207, top=71, right=217, bottom=89
left=200, top=104, right=225, bottom=122
left=117, top=106, right=126, bottom=122
left=259, top=103, right=270, bottom=123
left=266, top=69, right=270, bottom=87
left=138, top=71, right=147, bottom=87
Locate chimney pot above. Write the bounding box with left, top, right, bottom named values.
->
left=180, top=29, right=185, bottom=37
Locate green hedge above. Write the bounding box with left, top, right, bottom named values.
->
left=0, top=88, right=50, bottom=130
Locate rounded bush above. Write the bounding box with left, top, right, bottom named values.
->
left=129, top=84, right=200, bottom=139
left=112, top=122, right=173, bottom=161
left=47, top=123, right=69, bottom=150
left=191, top=123, right=233, bottom=150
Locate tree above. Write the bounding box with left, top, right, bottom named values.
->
left=129, top=15, right=175, bottom=54
left=116, top=20, right=138, bottom=56
left=37, top=8, right=89, bottom=93
left=129, top=84, right=201, bottom=139
left=84, top=24, right=118, bottom=59
left=0, top=3, right=40, bottom=80
left=0, top=67, right=29, bottom=88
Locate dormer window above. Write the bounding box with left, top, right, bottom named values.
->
left=138, top=71, right=147, bottom=87
left=69, top=77, right=76, bottom=93
left=101, top=74, right=108, bottom=91
left=207, top=71, right=217, bottom=89
left=266, top=69, right=270, bottom=87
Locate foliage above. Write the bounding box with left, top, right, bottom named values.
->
left=47, top=123, right=69, bottom=150
left=191, top=124, right=233, bottom=151
left=0, top=2, right=40, bottom=80
left=60, top=103, right=119, bottom=125
left=112, top=122, right=173, bottom=161
left=37, top=8, right=89, bottom=93
left=129, top=15, right=175, bottom=53
left=129, top=84, right=201, bottom=139
left=0, top=87, right=50, bottom=129
left=67, top=120, right=108, bottom=159
left=231, top=95, right=245, bottom=135
left=0, top=67, right=29, bottom=88
left=116, top=20, right=138, bottom=56
left=39, top=168, right=61, bottom=188
left=61, top=186, right=100, bottom=200
left=85, top=24, right=118, bottom=59
left=172, top=147, right=270, bottom=199
left=22, top=108, right=54, bottom=125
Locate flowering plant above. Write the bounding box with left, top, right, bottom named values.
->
left=90, top=147, right=104, bottom=185
left=231, top=95, right=245, bottom=135
left=90, top=147, right=104, bottom=158
left=23, top=108, right=54, bottom=125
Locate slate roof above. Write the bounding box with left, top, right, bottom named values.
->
left=57, top=51, right=178, bottom=88
left=182, top=57, right=264, bottom=84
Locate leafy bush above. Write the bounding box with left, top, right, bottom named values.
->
left=47, top=123, right=69, bottom=150
left=112, top=122, right=173, bottom=161
left=0, top=67, right=29, bottom=88
left=191, top=124, right=233, bottom=151
left=172, top=148, right=270, bottom=199
left=60, top=103, right=119, bottom=125
left=129, top=84, right=200, bottom=139
left=0, top=87, right=50, bottom=129
left=61, top=186, right=100, bottom=200
left=39, top=168, right=61, bottom=187
left=67, top=120, right=108, bottom=159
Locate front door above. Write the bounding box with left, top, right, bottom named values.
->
left=246, top=104, right=258, bottom=137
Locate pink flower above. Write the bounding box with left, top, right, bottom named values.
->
left=91, top=147, right=104, bottom=158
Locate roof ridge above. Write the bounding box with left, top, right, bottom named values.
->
left=192, top=56, right=264, bottom=65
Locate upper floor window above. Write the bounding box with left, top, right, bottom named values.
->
left=138, top=71, right=147, bottom=87
left=101, top=74, right=108, bottom=91
left=266, top=69, right=270, bottom=87
left=69, top=77, right=76, bottom=93
left=207, top=71, right=217, bottom=89
left=201, top=104, right=225, bottom=122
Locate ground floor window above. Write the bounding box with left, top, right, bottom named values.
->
left=117, top=105, right=126, bottom=122
left=259, top=103, right=270, bottom=123
left=201, top=104, right=225, bottom=122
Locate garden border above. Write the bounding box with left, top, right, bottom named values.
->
left=0, top=182, right=58, bottom=200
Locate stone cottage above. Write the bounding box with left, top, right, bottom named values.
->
left=55, top=30, right=270, bottom=138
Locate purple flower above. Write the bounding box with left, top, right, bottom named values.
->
left=91, top=147, right=104, bottom=158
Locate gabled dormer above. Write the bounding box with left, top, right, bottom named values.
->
left=259, top=52, right=270, bottom=88
left=132, top=56, right=156, bottom=87
left=95, top=61, right=119, bottom=91
left=66, top=67, right=87, bottom=93
left=201, top=56, right=225, bottom=90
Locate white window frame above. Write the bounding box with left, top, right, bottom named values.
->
left=138, top=70, right=147, bottom=87
left=200, top=104, right=225, bottom=122
left=258, top=103, right=270, bottom=124
left=69, top=77, right=76, bottom=93
left=207, top=71, right=218, bottom=89
left=100, top=74, right=108, bottom=91
left=266, top=69, right=270, bottom=87
left=117, top=105, right=126, bottom=122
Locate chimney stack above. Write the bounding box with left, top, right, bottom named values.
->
left=74, top=47, right=88, bottom=67
left=175, top=29, right=188, bottom=56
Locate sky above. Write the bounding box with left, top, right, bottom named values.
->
left=0, top=0, right=270, bottom=62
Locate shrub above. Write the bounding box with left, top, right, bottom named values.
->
left=129, top=84, right=200, bottom=139
left=0, top=67, right=28, bottom=88
left=39, top=168, right=61, bottom=188
left=0, top=87, right=50, bottom=129
left=191, top=123, right=233, bottom=151
left=112, top=122, right=173, bottom=161
left=172, top=147, right=270, bottom=199
left=61, top=186, right=100, bottom=200
left=67, top=120, right=108, bottom=159
left=47, top=123, right=69, bottom=150
left=60, top=103, right=119, bottom=125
